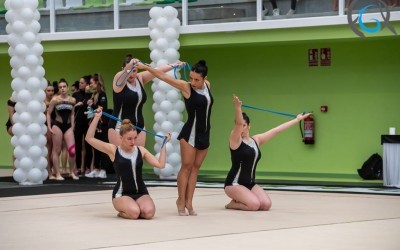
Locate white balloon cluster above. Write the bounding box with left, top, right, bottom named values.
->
left=148, top=6, right=183, bottom=179
left=5, top=0, right=48, bottom=184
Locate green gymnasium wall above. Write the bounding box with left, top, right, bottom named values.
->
left=1, top=23, right=399, bottom=185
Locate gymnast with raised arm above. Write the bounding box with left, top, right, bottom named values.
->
left=86, top=107, right=171, bottom=219
left=224, top=95, right=311, bottom=211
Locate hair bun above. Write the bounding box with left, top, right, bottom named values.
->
left=122, top=119, right=131, bottom=126
left=198, top=59, right=206, bottom=66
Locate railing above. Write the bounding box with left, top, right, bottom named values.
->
left=0, top=0, right=399, bottom=42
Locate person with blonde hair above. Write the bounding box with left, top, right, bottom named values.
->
left=86, top=107, right=171, bottom=219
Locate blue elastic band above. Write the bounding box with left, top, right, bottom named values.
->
left=87, top=108, right=167, bottom=147
left=115, top=63, right=137, bottom=87
left=241, top=104, right=296, bottom=118
left=173, top=62, right=191, bottom=82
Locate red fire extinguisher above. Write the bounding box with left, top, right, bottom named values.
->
left=302, top=115, right=315, bottom=144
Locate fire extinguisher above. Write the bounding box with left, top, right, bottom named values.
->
left=300, top=115, right=315, bottom=144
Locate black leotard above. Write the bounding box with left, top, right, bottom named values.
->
left=177, top=83, right=213, bottom=150
left=224, top=138, right=262, bottom=190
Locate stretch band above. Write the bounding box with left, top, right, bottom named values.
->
left=173, top=62, right=191, bottom=82
left=241, top=104, right=296, bottom=118
left=87, top=108, right=168, bottom=147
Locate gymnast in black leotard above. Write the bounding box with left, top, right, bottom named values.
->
left=108, top=54, right=181, bottom=147
left=86, top=107, right=171, bottom=220
left=137, top=60, right=213, bottom=216
left=224, top=95, right=311, bottom=211
left=5, top=97, right=16, bottom=136
left=46, top=80, right=79, bottom=181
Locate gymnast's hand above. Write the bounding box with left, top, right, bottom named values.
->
left=94, top=107, right=103, bottom=118
left=233, top=94, right=242, bottom=107
left=164, top=132, right=172, bottom=143
left=296, top=112, right=312, bottom=121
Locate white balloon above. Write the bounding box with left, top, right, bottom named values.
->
left=14, top=102, right=26, bottom=113
left=160, top=163, right=174, bottom=177
left=17, top=90, right=33, bottom=104
left=27, top=99, right=42, bottom=113
left=171, top=131, right=179, bottom=141
left=28, top=21, right=41, bottom=33
left=174, top=100, right=185, bottom=113
left=27, top=123, right=42, bottom=136
left=164, top=6, right=178, bottom=19
left=150, top=49, right=163, bottom=62
left=14, top=146, right=27, bottom=158
left=169, top=40, right=180, bottom=51
left=12, top=20, right=26, bottom=34
left=20, top=7, right=35, bottom=21
left=175, top=121, right=184, bottom=131
left=37, top=157, right=47, bottom=170
left=164, top=28, right=179, bottom=41
left=153, top=122, right=161, bottom=133
left=153, top=91, right=165, bottom=104
left=7, top=33, right=20, bottom=47
left=165, top=142, right=174, bottom=156
left=168, top=152, right=181, bottom=166
left=164, top=48, right=179, bottom=62
left=152, top=103, right=160, bottom=113
left=168, top=18, right=181, bottom=29
left=37, top=134, right=47, bottom=147
left=12, top=123, right=25, bottom=136
left=32, top=90, right=46, bottom=102
left=5, top=23, right=13, bottom=35
left=39, top=56, right=44, bottom=66
left=34, top=112, right=46, bottom=124
left=161, top=121, right=173, bottom=133
left=150, top=28, right=162, bottom=41
left=160, top=100, right=173, bottom=113
left=31, top=43, right=44, bottom=56
left=166, top=89, right=180, bottom=102
left=41, top=169, right=48, bottom=181
left=156, top=59, right=168, bottom=67
left=11, top=135, right=19, bottom=147
left=156, top=37, right=169, bottom=51
left=26, top=77, right=41, bottom=91
left=167, top=110, right=181, bottom=123
left=22, top=31, right=37, bottom=45
left=28, top=168, right=42, bottom=183
left=155, top=132, right=165, bottom=144
left=19, top=134, right=33, bottom=148
left=24, top=0, right=39, bottom=10
left=14, top=44, right=29, bottom=57
left=40, top=78, right=48, bottom=89
left=10, top=56, right=24, bottom=69
left=148, top=40, right=156, bottom=50
left=28, top=145, right=42, bottom=159
left=33, top=10, right=40, bottom=21
left=33, top=66, right=45, bottom=78
left=5, top=9, right=17, bottom=23
left=158, top=81, right=172, bottom=92
left=154, top=142, right=161, bottom=152
left=41, top=124, right=47, bottom=135
left=8, top=46, right=15, bottom=57
left=12, top=113, right=20, bottom=124
left=149, top=7, right=163, bottom=19
left=11, top=77, right=25, bottom=91
left=10, top=0, right=24, bottom=9
left=18, top=66, right=31, bottom=79
left=11, top=69, right=18, bottom=78
left=154, top=111, right=167, bottom=124
left=148, top=19, right=156, bottom=29
left=156, top=17, right=168, bottom=31
left=19, top=157, right=34, bottom=171
left=19, top=112, right=33, bottom=125
left=13, top=168, right=27, bottom=183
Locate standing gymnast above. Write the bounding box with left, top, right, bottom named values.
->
left=108, top=54, right=181, bottom=147
left=137, top=60, right=213, bottom=216
left=224, top=95, right=311, bottom=211
left=86, top=107, right=171, bottom=219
